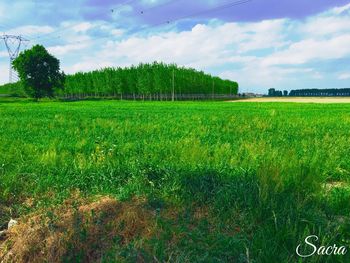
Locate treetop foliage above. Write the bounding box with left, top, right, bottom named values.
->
left=12, top=45, right=65, bottom=99
left=61, top=62, right=238, bottom=98
left=2, top=61, right=238, bottom=99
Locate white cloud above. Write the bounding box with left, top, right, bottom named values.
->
left=236, top=19, right=290, bottom=53
left=332, top=3, right=350, bottom=15
left=71, top=22, right=94, bottom=33
left=110, top=29, right=124, bottom=37
left=312, top=72, right=323, bottom=79
left=6, top=25, right=54, bottom=36
left=0, top=51, right=8, bottom=58
left=262, top=34, right=350, bottom=66
left=141, top=0, right=163, bottom=5
left=93, top=20, right=286, bottom=71
left=301, top=15, right=350, bottom=37
left=219, top=65, right=323, bottom=92
left=65, top=60, right=114, bottom=74
left=48, top=42, right=89, bottom=56
left=338, top=72, right=350, bottom=80
left=0, top=3, right=5, bottom=18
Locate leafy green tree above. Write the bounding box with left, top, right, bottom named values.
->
left=12, top=45, right=65, bottom=99
left=268, top=88, right=276, bottom=96
left=63, top=62, right=238, bottom=99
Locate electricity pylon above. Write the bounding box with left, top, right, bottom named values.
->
left=1, top=35, right=29, bottom=83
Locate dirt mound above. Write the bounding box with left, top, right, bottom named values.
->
left=0, top=196, right=156, bottom=263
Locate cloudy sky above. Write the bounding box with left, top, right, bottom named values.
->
left=1, top=0, right=350, bottom=93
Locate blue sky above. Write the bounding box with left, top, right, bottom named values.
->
left=1, top=0, right=350, bottom=93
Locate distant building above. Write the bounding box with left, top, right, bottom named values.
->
left=243, top=92, right=263, bottom=98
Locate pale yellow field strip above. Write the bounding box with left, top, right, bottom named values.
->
left=231, top=97, right=350, bottom=103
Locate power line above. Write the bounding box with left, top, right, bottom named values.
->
left=0, top=22, right=32, bottom=40
left=140, top=0, right=182, bottom=14
left=127, top=0, right=253, bottom=36
left=154, top=0, right=252, bottom=26
left=110, top=0, right=252, bottom=41
left=32, top=35, right=61, bottom=43
left=7, top=0, right=253, bottom=48
left=110, top=0, right=138, bottom=13
left=45, top=0, right=252, bottom=47
left=30, top=0, right=138, bottom=41
left=31, top=25, right=76, bottom=40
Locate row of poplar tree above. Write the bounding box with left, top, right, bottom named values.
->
left=59, top=62, right=238, bottom=99
left=0, top=62, right=239, bottom=99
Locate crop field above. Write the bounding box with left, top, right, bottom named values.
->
left=1, top=99, right=350, bottom=262
left=233, top=97, right=350, bottom=103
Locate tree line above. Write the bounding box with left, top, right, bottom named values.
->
left=268, top=88, right=350, bottom=97
left=1, top=62, right=238, bottom=100
left=289, top=88, right=350, bottom=97
left=60, top=62, right=238, bottom=100
left=268, top=88, right=288, bottom=97
left=0, top=82, right=26, bottom=97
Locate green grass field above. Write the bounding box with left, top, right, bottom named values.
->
left=1, top=99, right=350, bottom=262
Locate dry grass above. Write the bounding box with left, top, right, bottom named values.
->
left=323, top=181, right=349, bottom=192
left=0, top=195, right=157, bottom=263
left=231, top=97, right=350, bottom=103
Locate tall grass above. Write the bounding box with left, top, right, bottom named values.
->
left=0, top=100, right=350, bottom=262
